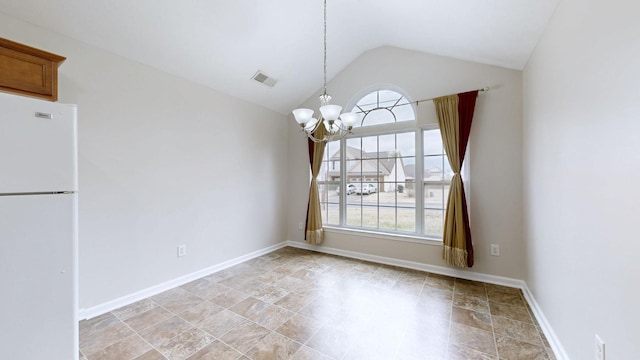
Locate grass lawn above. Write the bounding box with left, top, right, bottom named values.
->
left=321, top=190, right=445, bottom=237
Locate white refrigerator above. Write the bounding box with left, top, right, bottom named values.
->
left=0, top=92, right=79, bottom=360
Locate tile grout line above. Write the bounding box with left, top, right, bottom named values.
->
left=486, top=284, right=501, bottom=360
left=139, top=298, right=203, bottom=359
left=135, top=299, right=180, bottom=359
left=81, top=247, right=552, bottom=360
left=190, top=288, right=308, bottom=359
left=114, top=307, right=168, bottom=360
left=445, top=281, right=454, bottom=360
left=123, top=292, right=226, bottom=360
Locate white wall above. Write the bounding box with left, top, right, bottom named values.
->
left=0, top=13, right=288, bottom=310
left=287, top=46, right=525, bottom=279
left=523, top=0, right=640, bottom=358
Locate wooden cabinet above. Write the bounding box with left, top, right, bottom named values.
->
left=0, top=37, right=66, bottom=102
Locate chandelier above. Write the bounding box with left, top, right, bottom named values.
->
left=292, top=0, right=358, bottom=143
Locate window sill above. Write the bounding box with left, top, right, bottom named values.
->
left=323, top=226, right=443, bottom=246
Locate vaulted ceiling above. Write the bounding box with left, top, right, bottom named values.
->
left=0, top=0, right=559, bottom=114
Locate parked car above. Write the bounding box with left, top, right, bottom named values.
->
left=336, top=183, right=356, bottom=195
left=355, top=183, right=377, bottom=195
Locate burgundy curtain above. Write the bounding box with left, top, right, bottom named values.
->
left=457, top=90, right=478, bottom=267
left=304, top=137, right=314, bottom=240
left=303, top=124, right=327, bottom=244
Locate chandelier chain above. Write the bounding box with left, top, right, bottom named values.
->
left=323, top=0, right=327, bottom=97
left=291, top=0, right=357, bottom=143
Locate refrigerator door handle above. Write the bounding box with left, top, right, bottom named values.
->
left=35, top=112, right=53, bottom=119
left=0, top=191, right=76, bottom=197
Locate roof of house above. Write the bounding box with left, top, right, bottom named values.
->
left=405, top=164, right=449, bottom=181
left=328, top=146, right=403, bottom=176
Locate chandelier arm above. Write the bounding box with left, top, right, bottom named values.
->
left=306, top=133, right=329, bottom=143
left=303, top=117, right=326, bottom=143
left=300, top=117, right=352, bottom=143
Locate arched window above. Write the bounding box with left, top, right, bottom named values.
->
left=351, top=89, right=415, bottom=127
left=317, top=87, right=451, bottom=241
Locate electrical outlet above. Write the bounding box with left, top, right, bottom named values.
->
left=177, top=244, right=187, bottom=257
left=298, top=222, right=304, bottom=230
left=490, top=244, right=500, bottom=256
left=595, top=334, right=605, bottom=360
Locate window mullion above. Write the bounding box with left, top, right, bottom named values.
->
left=395, top=134, right=399, bottom=231
left=359, top=137, right=364, bottom=228
left=327, top=87, right=448, bottom=241
left=416, top=130, right=424, bottom=235
left=339, top=138, right=346, bottom=226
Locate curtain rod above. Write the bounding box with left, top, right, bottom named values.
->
left=414, top=87, right=490, bottom=106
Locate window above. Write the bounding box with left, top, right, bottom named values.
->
left=352, top=89, right=414, bottom=127
left=318, top=88, right=454, bottom=240
left=344, top=133, right=415, bottom=232
left=319, top=140, right=341, bottom=226
left=423, top=128, right=451, bottom=238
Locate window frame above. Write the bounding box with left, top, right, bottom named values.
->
left=317, top=87, right=461, bottom=242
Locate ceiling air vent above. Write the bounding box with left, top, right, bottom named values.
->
left=251, top=71, right=277, bottom=87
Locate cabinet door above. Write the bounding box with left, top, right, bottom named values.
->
left=0, top=37, right=65, bottom=101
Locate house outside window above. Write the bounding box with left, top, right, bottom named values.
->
left=318, top=88, right=454, bottom=240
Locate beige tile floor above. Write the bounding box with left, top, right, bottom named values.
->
left=80, top=247, right=555, bottom=360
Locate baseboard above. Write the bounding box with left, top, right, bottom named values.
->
left=78, top=239, right=568, bottom=359
left=521, top=284, right=570, bottom=360
left=78, top=241, right=288, bottom=320
left=286, top=239, right=568, bottom=359
left=285, top=240, right=524, bottom=288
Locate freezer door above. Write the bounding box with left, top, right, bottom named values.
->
left=0, top=92, right=77, bottom=193
left=0, top=193, right=78, bottom=360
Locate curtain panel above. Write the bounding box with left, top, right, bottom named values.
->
left=304, top=125, right=327, bottom=244
left=433, top=90, right=478, bottom=268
